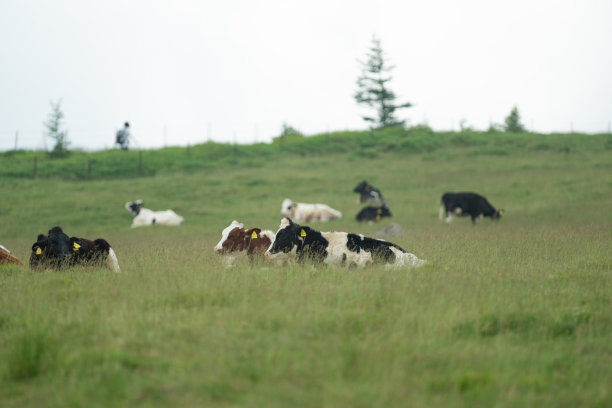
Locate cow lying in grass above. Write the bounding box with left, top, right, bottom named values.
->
left=356, top=205, right=392, bottom=222
left=280, top=198, right=342, bottom=223
left=30, top=226, right=120, bottom=272
left=125, top=200, right=185, bottom=227
left=214, top=220, right=275, bottom=259
left=265, top=218, right=426, bottom=268
left=0, top=244, right=23, bottom=266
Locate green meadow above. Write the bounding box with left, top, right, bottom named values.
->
left=0, top=130, right=611, bottom=407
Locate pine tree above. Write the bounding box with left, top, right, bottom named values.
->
left=504, top=106, right=526, bottom=133
left=44, top=100, right=70, bottom=157
left=354, top=36, right=411, bottom=128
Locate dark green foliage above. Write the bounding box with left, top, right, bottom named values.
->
left=354, top=36, right=411, bottom=128
left=505, top=106, right=526, bottom=133
left=44, top=100, right=70, bottom=158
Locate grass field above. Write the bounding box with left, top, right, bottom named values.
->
left=1, top=131, right=611, bottom=407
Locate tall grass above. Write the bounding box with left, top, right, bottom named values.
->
left=0, top=131, right=610, bottom=407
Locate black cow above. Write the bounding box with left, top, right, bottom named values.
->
left=356, top=205, right=392, bottom=222
left=30, top=226, right=120, bottom=271
left=353, top=181, right=386, bottom=205
left=440, top=192, right=504, bottom=224
left=265, top=217, right=425, bottom=267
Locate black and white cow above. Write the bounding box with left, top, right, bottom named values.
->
left=265, top=218, right=425, bottom=268
left=439, top=192, right=504, bottom=224
left=353, top=181, right=386, bottom=205
left=30, top=226, right=120, bottom=271
left=356, top=205, right=392, bottom=222
left=125, top=200, right=184, bottom=227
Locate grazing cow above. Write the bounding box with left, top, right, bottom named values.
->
left=356, top=205, right=392, bottom=222
left=214, top=220, right=275, bottom=258
left=439, top=192, right=504, bottom=224
left=265, top=218, right=426, bottom=268
left=353, top=181, right=386, bottom=205
left=280, top=198, right=342, bottom=223
left=125, top=200, right=184, bottom=227
left=30, top=226, right=120, bottom=272
left=0, top=244, right=24, bottom=266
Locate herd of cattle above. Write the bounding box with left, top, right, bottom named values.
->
left=0, top=182, right=503, bottom=270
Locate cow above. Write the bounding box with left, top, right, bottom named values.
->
left=68, top=237, right=121, bottom=272
left=0, top=244, right=24, bottom=266
left=439, top=192, right=504, bottom=224
left=353, top=181, right=386, bottom=205
left=265, top=217, right=426, bottom=268
left=30, top=226, right=120, bottom=272
left=214, top=220, right=275, bottom=259
left=125, top=200, right=184, bottom=227
left=356, top=205, right=392, bottom=222
left=280, top=198, right=342, bottom=223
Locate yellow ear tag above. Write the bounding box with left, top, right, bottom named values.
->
left=300, top=229, right=306, bottom=237
left=251, top=231, right=258, bottom=239
left=376, top=215, right=381, bottom=221
left=73, top=242, right=81, bottom=251
left=36, top=247, right=42, bottom=255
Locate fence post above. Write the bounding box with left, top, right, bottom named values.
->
left=87, top=159, right=92, bottom=180
left=33, top=156, right=37, bottom=178
left=138, top=151, right=143, bottom=173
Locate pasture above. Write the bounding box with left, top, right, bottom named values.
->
left=1, top=132, right=611, bottom=407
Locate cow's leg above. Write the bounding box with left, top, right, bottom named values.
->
left=444, top=207, right=453, bottom=224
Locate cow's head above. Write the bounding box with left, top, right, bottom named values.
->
left=280, top=199, right=295, bottom=217
left=353, top=180, right=371, bottom=194
left=125, top=200, right=144, bottom=215
left=377, top=206, right=392, bottom=220
left=214, top=221, right=244, bottom=254
left=265, top=217, right=310, bottom=259
left=31, top=227, right=71, bottom=268
left=493, top=208, right=504, bottom=220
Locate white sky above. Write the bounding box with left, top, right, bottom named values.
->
left=1, top=0, right=611, bottom=151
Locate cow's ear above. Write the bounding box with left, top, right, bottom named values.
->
left=299, top=226, right=312, bottom=238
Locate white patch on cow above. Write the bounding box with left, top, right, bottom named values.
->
left=279, top=217, right=291, bottom=229
left=106, top=248, right=121, bottom=272
left=386, top=247, right=427, bottom=268
left=214, top=221, right=244, bottom=251
left=453, top=207, right=462, bottom=215
left=0, top=244, right=10, bottom=254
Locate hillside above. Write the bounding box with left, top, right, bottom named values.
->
left=0, top=129, right=611, bottom=407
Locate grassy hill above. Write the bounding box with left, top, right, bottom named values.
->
left=0, top=130, right=611, bottom=407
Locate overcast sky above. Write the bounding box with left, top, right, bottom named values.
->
left=1, top=0, right=611, bottom=151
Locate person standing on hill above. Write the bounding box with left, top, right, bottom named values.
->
left=115, top=122, right=131, bottom=150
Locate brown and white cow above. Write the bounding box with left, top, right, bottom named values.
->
left=214, top=221, right=275, bottom=259
left=265, top=218, right=426, bottom=268
left=0, top=244, right=24, bottom=266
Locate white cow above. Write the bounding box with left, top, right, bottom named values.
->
left=125, top=200, right=184, bottom=227
left=280, top=198, right=342, bottom=223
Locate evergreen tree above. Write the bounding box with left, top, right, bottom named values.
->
left=354, top=36, right=411, bottom=128
left=44, top=100, right=70, bottom=157
left=504, top=106, right=526, bottom=133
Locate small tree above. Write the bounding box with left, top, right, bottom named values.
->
left=504, top=106, right=526, bottom=133
left=354, top=36, right=411, bottom=128
left=44, top=100, right=70, bottom=157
